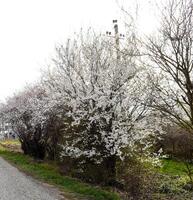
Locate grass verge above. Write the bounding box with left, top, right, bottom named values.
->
left=160, top=158, right=187, bottom=175
left=0, top=145, right=121, bottom=200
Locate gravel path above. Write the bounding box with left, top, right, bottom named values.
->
left=0, top=157, right=64, bottom=200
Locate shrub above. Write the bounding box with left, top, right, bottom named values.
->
left=117, top=157, right=158, bottom=200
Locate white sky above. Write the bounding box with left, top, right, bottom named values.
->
left=0, top=0, right=158, bottom=101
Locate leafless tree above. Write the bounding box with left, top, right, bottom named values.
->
left=147, top=0, right=193, bottom=132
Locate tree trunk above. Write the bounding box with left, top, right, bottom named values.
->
left=103, top=155, right=117, bottom=185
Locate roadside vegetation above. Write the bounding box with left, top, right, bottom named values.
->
left=3, top=140, right=181, bottom=199
left=2, top=140, right=193, bottom=199
left=0, top=142, right=120, bottom=200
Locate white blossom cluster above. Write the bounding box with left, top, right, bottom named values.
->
left=0, top=32, right=163, bottom=163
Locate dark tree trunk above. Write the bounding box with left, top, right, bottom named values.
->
left=103, top=155, right=117, bottom=185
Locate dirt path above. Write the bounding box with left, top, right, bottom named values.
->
left=0, top=157, right=64, bottom=200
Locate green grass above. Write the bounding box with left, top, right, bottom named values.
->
left=0, top=146, right=121, bottom=200
left=160, top=158, right=188, bottom=175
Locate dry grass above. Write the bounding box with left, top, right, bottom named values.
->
left=0, top=139, right=21, bottom=152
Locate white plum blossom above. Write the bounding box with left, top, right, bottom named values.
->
left=0, top=31, right=162, bottom=164
left=42, top=31, right=156, bottom=163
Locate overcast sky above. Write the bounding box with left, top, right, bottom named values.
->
left=0, top=0, right=158, bottom=101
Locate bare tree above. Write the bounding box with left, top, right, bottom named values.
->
left=147, top=0, right=193, bottom=132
